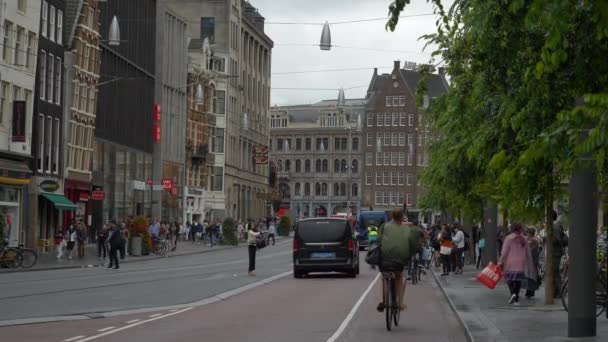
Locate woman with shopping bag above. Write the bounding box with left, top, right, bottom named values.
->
left=496, top=223, right=536, bottom=305
left=438, top=225, right=453, bottom=276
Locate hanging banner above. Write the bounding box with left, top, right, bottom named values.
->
left=12, top=101, right=26, bottom=142
left=253, top=145, right=269, bottom=164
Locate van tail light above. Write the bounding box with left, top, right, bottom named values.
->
left=293, top=239, right=299, bottom=252
left=348, top=239, right=354, bottom=252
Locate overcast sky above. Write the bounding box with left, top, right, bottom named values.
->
left=250, top=0, right=442, bottom=106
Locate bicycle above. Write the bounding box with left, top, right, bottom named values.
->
left=0, top=244, right=23, bottom=269
left=561, top=261, right=607, bottom=317
left=382, top=272, right=401, bottom=331
left=16, top=244, right=38, bottom=269
left=151, top=238, right=169, bottom=256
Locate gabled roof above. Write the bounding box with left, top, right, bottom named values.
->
left=65, top=0, right=84, bottom=48
left=400, top=69, right=449, bottom=97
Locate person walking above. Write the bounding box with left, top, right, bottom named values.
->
left=247, top=224, right=261, bottom=276
left=438, top=225, right=453, bottom=276
left=477, top=231, right=485, bottom=269
left=525, top=227, right=541, bottom=298
left=107, top=224, right=122, bottom=269
left=497, top=223, right=536, bottom=305
left=237, top=220, right=245, bottom=241
left=453, top=224, right=465, bottom=274
left=120, top=223, right=129, bottom=260
left=55, top=227, right=65, bottom=259
left=76, top=222, right=87, bottom=258
left=97, top=224, right=108, bottom=262
left=267, top=220, right=277, bottom=246
left=66, top=225, right=77, bottom=260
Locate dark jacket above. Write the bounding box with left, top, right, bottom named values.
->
left=108, top=228, right=122, bottom=247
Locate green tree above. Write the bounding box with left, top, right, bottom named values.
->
left=278, top=216, right=291, bottom=237
left=222, top=218, right=239, bottom=246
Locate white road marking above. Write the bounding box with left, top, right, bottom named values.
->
left=326, top=273, right=381, bottom=342
left=125, top=319, right=140, bottom=324
left=73, top=307, right=193, bottom=342
left=97, top=326, right=115, bottom=332
left=148, top=313, right=162, bottom=318
left=169, top=309, right=178, bottom=312
left=63, top=336, right=85, bottom=342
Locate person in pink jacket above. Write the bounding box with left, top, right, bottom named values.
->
left=497, top=223, right=536, bottom=305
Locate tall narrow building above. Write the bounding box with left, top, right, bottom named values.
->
left=362, top=61, right=448, bottom=223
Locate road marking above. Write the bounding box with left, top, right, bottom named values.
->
left=125, top=319, right=140, bottom=324
left=169, top=309, right=178, bottom=312
left=63, top=336, right=85, bottom=342
left=326, top=273, right=381, bottom=342
left=148, top=313, right=162, bottom=318
left=97, top=326, right=115, bottom=332
left=72, top=307, right=193, bottom=342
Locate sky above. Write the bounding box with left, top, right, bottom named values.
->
left=250, top=0, right=443, bottom=106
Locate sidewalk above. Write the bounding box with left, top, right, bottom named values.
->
left=433, top=268, right=608, bottom=342
left=2, top=236, right=288, bottom=273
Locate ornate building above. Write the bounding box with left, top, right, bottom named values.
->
left=269, top=91, right=364, bottom=218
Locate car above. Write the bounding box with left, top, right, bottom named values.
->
left=292, top=217, right=359, bottom=278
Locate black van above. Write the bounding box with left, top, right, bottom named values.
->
left=292, top=218, right=359, bottom=278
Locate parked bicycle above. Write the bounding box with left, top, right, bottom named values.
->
left=0, top=244, right=23, bottom=269
left=561, top=259, right=607, bottom=317
left=16, top=244, right=38, bottom=269
left=151, top=237, right=169, bottom=256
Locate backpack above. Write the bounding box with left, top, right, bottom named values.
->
left=256, top=234, right=267, bottom=249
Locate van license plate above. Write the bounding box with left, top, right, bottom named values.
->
left=311, top=252, right=336, bottom=259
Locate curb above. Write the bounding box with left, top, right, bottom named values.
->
left=1, top=238, right=290, bottom=274
left=0, top=270, right=293, bottom=327
left=431, top=269, right=475, bottom=342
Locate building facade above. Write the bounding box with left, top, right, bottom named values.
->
left=269, top=92, right=364, bottom=219
left=362, top=61, right=448, bottom=223
left=0, top=0, right=41, bottom=247
left=91, top=0, right=156, bottom=230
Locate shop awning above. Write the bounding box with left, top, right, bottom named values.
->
left=41, top=193, right=78, bottom=211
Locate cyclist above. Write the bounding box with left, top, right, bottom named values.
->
left=367, top=222, right=379, bottom=270
left=376, top=208, right=418, bottom=312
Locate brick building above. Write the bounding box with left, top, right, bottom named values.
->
left=362, top=61, right=448, bottom=223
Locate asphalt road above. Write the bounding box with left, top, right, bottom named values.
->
left=0, top=240, right=467, bottom=342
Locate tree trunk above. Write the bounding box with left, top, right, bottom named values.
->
left=544, top=175, right=555, bottom=305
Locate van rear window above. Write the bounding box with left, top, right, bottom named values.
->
left=297, top=221, right=348, bottom=242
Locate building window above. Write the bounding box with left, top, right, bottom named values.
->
left=47, top=53, right=54, bottom=101
left=0, top=82, right=8, bottom=124
left=407, top=134, right=413, bottom=146
left=200, top=17, right=215, bottom=43
left=276, top=138, right=283, bottom=151
left=385, top=96, right=392, bottom=107
left=383, top=152, right=390, bottom=165
left=26, top=32, right=35, bottom=69
left=424, top=153, right=429, bottom=166
left=351, top=159, right=358, bottom=173
left=214, top=90, right=225, bottom=114
left=391, top=152, right=397, bottom=166
left=407, top=194, right=413, bottom=206
left=376, top=152, right=382, bottom=165
left=295, top=183, right=301, bottom=196
left=392, top=113, right=398, bottom=126
left=398, top=132, right=405, bottom=146
left=408, top=114, right=414, bottom=126
left=57, top=10, right=63, bottom=44
left=366, top=172, right=372, bottom=185
left=391, top=171, right=397, bottom=185
left=399, top=96, right=405, bottom=106
left=53, top=118, right=60, bottom=174
left=46, top=116, right=52, bottom=172
left=305, top=138, right=311, bottom=151
left=365, top=152, right=372, bottom=166
left=315, top=159, right=321, bottom=173
left=296, top=138, right=302, bottom=150
left=352, top=183, right=358, bottom=197
left=398, top=172, right=404, bottom=185
left=384, top=192, right=390, bottom=205
left=305, top=159, right=311, bottom=172
left=376, top=171, right=382, bottom=185
left=418, top=134, right=423, bottom=146
left=323, top=159, right=329, bottom=173
left=212, top=167, right=223, bottom=191
left=408, top=153, right=413, bottom=166
left=367, top=113, right=373, bottom=127
left=417, top=154, right=422, bottom=166
left=399, top=113, right=406, bottom=126
left=55, top=57, right=61, bottom=104
left=41, top=2, right=48, bottom=38
left=375, top=192, right=382, bottom=205
left=377, top=113, right=383, bottom=126
left=352, top=138, right=358, bottom=151
left=18, top=0, right=27, bottom=12
left=367, top=133, right=373, bottom=146
left=384, top=113, right=391, bottom=126
left=49, top=5, right=56, bottom=42
left=390, top=192, right=397, bottom=205
left=3, top=21, right=13, bottom=62
left=14, top=27, right=23, bottom=66
left=392, top=96, right=398, bottom=107
left=384, top=132, right=390, bottom=146
left=398, top=152, right=405, bottom=166
left=37, top=114, right=44, bottom=171
left=315, top=183, right=321, bottom=196
left=295, top=159, right=301, bottom=172
left=392, top=132, right=398, bottom=146
left=72, top=80, right=79, bottom=110
left=398, top=192, right=404, bottom=205
left=339, top=183, right=345, bottom=196
left=407, top=173, right=412, bottom=186
left=304, top=182, right=311, bottom=196
left=383, top=171, right=390, bottom=185
left=285, top=159, right=291, bottom=172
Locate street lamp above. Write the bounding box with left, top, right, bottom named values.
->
left=320, top=21, right=331, bottom=50
left=108, top=15, right=120, bottom=46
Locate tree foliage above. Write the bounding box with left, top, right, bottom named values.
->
left=222, top=218, right=239, bottom=246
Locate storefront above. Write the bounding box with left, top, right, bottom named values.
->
left=184, top=186, right=205, bottom=225
left=64, top=179, right=91, bottom=229
left=32, top=178, right=77, bottom=249
left=0, top=159, right=31, bottom=247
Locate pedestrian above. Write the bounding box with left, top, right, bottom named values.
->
left=525, top=227, right=541, bottom=298
left=497, top=223, right=536, bottom=305
left=66, top=225, right=77, bottom=260
left=247, top=223, right=261, bottom=276
left=237, top=220, right=245, bottom=241
left=207, top=221, right=215, bottom=247
left=120, top=223, right=129, bottom=260
left=551, top=210, right=568, bottom=298
left=107, top=224, right=121, bottom=269
left=76, top=222, right=87, bottom=258
left=453, top=224, right=465, bottom=274
left=267, top=220, right=276, bottom=246
left=55, top=227, right=65, bottom=259
left=438, top=225, right=453, bottom=276
left=477, top=231, right=485, bottom=269
left=97, top=224, right=108, bottom=262
left=172, top=221, right=179, bottom=251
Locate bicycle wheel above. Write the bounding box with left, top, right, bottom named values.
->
left=3, top=249, right=23, bottom=268
left=20, top=249, right=38, bottom=269
left=385, top=278, right=392, bottom=331
left=392, top=279, right=400, bottom=326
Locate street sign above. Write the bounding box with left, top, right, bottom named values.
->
left=91, top=190, right=105, bottom=201
left=162, top=178, right=174, bottom=190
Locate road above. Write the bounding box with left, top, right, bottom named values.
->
left=0, top=240, right=467, bottom=342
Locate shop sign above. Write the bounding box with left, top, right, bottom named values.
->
left=162, top=178, right=174, bottom=190
left=79, top=193, right=90, bottom=202
left=92, top=190, right=105, bottom=201
left=145, top=179, right=153, bottom=185
left=153, top=124, right=161, bottom=142
left=133, top=180, right=146, bottom=191
left=39, top=180, right=60, bottom=193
